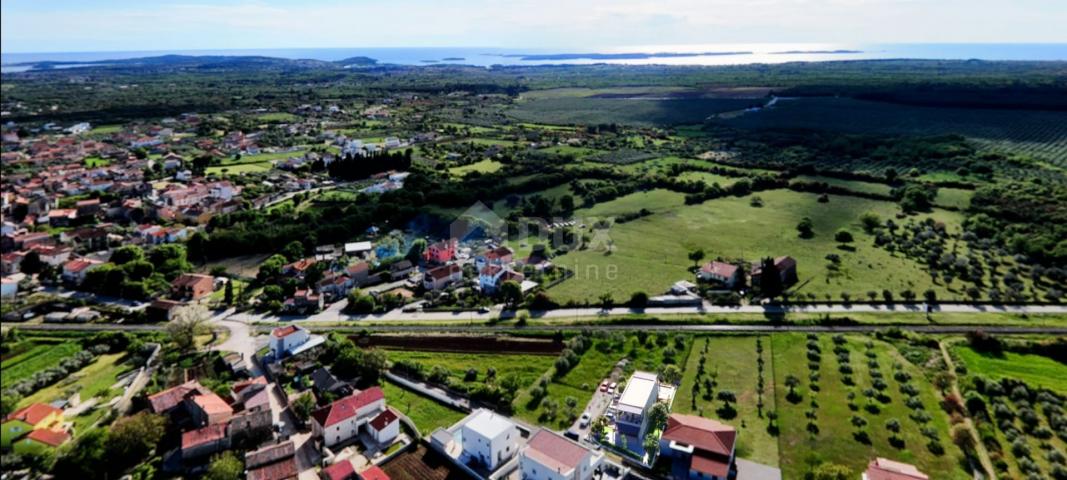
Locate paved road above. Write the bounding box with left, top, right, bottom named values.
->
left=228, top=302, right=1067, bottom=325
left=8, top=322, right=1067, bottom=335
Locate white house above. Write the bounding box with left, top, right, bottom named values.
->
left=460, top=409, right=520, bottom=471
left=520, top=429, right=603, bottom=480
left=478, top=265, right=525, bottom=294
left=423, top=264, right=463, bottom=291
left=368, top=408, right=400, bottom=445
left=311, top=387, right=387, bottom=448
left=268, top=324, right=325, bottom=360
left=616, top=371, right=660, bottom=440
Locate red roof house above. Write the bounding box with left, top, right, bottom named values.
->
left=659, top=414, right=737, bottom=480
left=864, top=458, right=929, bottom=480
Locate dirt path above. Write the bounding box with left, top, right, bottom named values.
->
left=939, top=340, right=996, bottom=480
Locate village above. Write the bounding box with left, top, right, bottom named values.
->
left=2, top=56, right=1064, bottom=480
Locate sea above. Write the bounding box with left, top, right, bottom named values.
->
left=2, top=43, right=1066, bottom=72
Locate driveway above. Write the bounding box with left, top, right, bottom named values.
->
left=735, top=458, right=781, bottom=480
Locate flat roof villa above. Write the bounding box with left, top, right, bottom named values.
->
left=429, top=408, right=525, bottom=480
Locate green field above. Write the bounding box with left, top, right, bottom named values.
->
left=547, top=188, right=964, bottom=304
left=794, top=175, right=894, bottom=196
left=449, top=159, right=504, bottom=176
left=772, top=334, right=966, bottom=479
left=675, top=336, right=779, bottom=466
left=954, top=346, right=1067, bottom=393
left=512, top=340, right=619, bottom=429
left=381, top=380, right=466, bottom=434
left=18, top=353, right=133, bottom=409
left=256, top=112, right=301, bottom=123
left=83, top=156, right=112, bottom=168
left=1, top=341, right=82, bottom=389
left=384, top=350, right=556, bottom=386
left=933, top=187, right=974, bottom=210
left=678, top=171, right=741, bottom=188
left=206, top=162, right=272, bottom=175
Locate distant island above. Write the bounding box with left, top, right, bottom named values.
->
left=502, top=51, right=751, bottom=61
left=770, top=50, right=863, bottom=55
left=441, top=57, right=466, bottom=61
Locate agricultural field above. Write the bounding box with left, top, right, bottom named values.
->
left=18, top=352, right=133, bottom=409
left=723, top=97, right=1067, bottom=165
left=384, top=350, right=556, bottom=386
left=510, top=87, right=762, bottom=127
left=381, top=380, right=466, bottom=434
left=771, top=333, right=967, bottom=479
left=954, top=345, right=1067, bottom=394
left=953, top=341, right=1067, bottom=478
left=255, top=112, right=300, bottom=123
left=206, top=161, right=271, bottom=175
left=449, top=159, right=503, bottom=177
left=547, top=188, right=966, bottom=304
left=1, top=340, right=83, bottom=389
left=794, top=175, right=894, bottom=196
left=933, top=187, right=975, bottom=210
left=675, top=336, right=779, bottom=466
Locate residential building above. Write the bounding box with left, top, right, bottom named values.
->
left=1, top=277, right=18, bottom=299
left=479, top=264, right=525, bottom=293
left=246, top=440, right=298, bottom=480
left=424, top=239, right=457, bottom=264
left=320, top=459, right=357, bottom=480
left=181, top=423, right=228, bottom=460
left=311, top=387, right=387, bottom=448
left=2, top=403, right=64, bottom=448
left=187, top=391, right=234, bottom=426
left=616, top=371, right=660, bottom=441
left=13, top=428, right=70, bottom=454
left=750, top=256, right=798, bottom=287
left=170, top=273, right=214, bottom=300
left=268, top=324, right=325, bottom=360
left=424, top=263, right=463, bottom=291
left=520, top=429, right=603, bottom=480
left=147, top=380, right=210, bottom=415
left=147, top=298, right=183, bottom=322
left=475, top=246, right=513, bottom=270
left=659, top=414, right=737, bottom=480
left=459, top=409, right=520, bottom=471
left=698, top=262, right=741, bottom=289
left=863, top=458, right=929, bottom=480
left=285, top=288, right=324, bottom=312
left=368, top=408, right=400, bottom=445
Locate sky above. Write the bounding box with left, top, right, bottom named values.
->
left=1, top=0, right=1065, bottom=53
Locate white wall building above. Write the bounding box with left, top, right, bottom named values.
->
left=311, top=387, right=387, bottom=448
left=460, top=409, right=520, bottom=471
left=616, top=371, right=660, bottom=440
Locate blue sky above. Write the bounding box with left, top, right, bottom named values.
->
left=2, top=0, right=1065, bottom=53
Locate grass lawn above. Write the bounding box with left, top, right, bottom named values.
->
left=83, top=156, right=112, bottom=168
left=678, top=171, right=742, bottom=188
left=381, top=380, right=466, bottom=435
left=772, top=334, right=967, bottom=479
left=933, top=188, right=974, bottom=210
left=221, top=149, right=308, bottom=165
left=794, top=175, right=894, bottom=196
left=1, top=341, right=82, bottom=389
left=953, top=346, right=1067, bottom=394
left=256, top=112, right=301, bottom=123
left=547, top=188, right=965, bottom=304
left=18, top=353, right=133, bottom=409
left=88, top=124, right=123, bottom=135
left=449, top=159, right=503, bottom=177
left=675, top=336, right=779, bottom=466
left=384, top=350, right=556, bottom=386
left=206, top=162, right=272, bottom=175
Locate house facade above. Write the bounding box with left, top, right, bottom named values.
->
left=311, top=387, right=387, bottom=448
left=697, top=262, right=740, bottom=289
left=658, top=414, right=737, bottom=480
left=170, top=273, right=214, bottom=300
left=616, top=371, right=660, bottom=439
left=459, top=409, right=520, bottom=471
left=269, top=325, right=311, bottom=358
left=520, top=429, right=603, bottom=480
left=424, top=264, right=463, bottom=291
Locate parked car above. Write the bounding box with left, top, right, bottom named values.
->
left=579, top=413, right=591, bottom=428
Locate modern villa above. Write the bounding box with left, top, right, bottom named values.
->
left=616, top=371, right=660, bottom=441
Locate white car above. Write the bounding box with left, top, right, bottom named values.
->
left=579, top=413, right=591, bottom=428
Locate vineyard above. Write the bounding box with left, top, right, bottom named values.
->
left=723, top=97, right=1067, bottom=165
